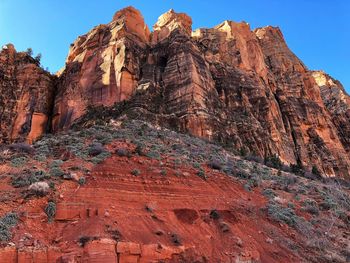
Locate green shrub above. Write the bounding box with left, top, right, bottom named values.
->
left=50, top=167, right=64, bottom=177
left=91, top=151, right=111, bottom=164
left=45, top=201, right=56, bottom=222
left=264, top=155, right=282, bottom=170
left=160, top=169, right=167, bottom=176
left=78, top=177, right=86, bottom=186
left=302, top=199, right=319, bottom=215
left=11, top=157, right=28, bottom=168
left=197, top=168, right=206, bottom=180
left=11, top=170, right=47, bottom=188
left=131, top=169, right=140, bottom=176
left=193, top=162, right=201, bottom=169
left=267, top=201, right=299, bottom=227
left=0, top=212, right=18, bottom=241
left=146, top=151, right=161, bottom=160
left=209, top=209, right=220, bottom=220
left=263, top=188, right=277, bottom=199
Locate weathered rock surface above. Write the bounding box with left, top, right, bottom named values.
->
left=0, top=44, right=55, bottom=143
left=52, top=6, right=150, bottom=131
left=54, top=7, right=350, bottom=177
left=1, top=6, right=350, bottom=178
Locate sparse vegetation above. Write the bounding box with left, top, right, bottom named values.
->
left=78, top=177, right=86, bottom=186
left=210, top=209, right=220, bottom=220
left=267, top=201, right=300, bottom=227
left=45, top=201, right=56, bottom=222
left=10, top=157, right=28, bottom=167
left=131, top=169, right=140, bottom=176
left=0, top=212, right=18, bottom=242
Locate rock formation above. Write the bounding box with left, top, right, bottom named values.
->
left=52, top=6, right=150, bottom=131
left=0, top=44, right=55, bottom=143
left=1, top=7, right=350, bottom=177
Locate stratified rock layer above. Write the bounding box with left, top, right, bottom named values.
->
left=1, top=7, right=349, bottom=177
left=55, top=7, right=350, bottom=177
left=0, top=44, right=55, bottom=143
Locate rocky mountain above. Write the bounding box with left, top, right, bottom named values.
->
left=0, top=6, right=349, bottom=262
left=1, top=7, right=350, bottom=177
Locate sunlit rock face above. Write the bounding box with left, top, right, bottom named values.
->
left=0, top=44, right=55, bottom=143
left=52, top=6, right=150, bottom=131
left=52, top=7, right=350, bottom=177
left=312, top=71, right=350, bottom=154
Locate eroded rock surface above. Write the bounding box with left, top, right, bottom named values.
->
left=55, top=7, right=350, bottom=177
left=52, top=6, right=150, bottom=131
left=1, top=6, right=349, bottom=178
left=0, top=44, right=55, bottom=143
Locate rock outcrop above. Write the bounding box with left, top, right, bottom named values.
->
left=0, top=44, right=55, bottom=143
left=52, top=6, right=150, bottom=131
left=1, top=7, right=350, bottom=177
left=55, top=7, right=350, bottom=177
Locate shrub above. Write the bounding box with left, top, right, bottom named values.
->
left=11, top=157, right=27, bottom=168
left=79, top=236, right=93, bottom=247
left=88, top=143, right=105, bottom=156
left=131, top=169, right=140, bottom=176
left=78, top=177, right=86, bottom=186
left=160, top=169, right=167, bottom=176
left=0, top=212, right=18, bottom=242
left=197, top=168, right=206, bottom=180
left=11, top=170, right=47, bottom=188
left=193, top=162, right=201, bottom=169
left=91, top=151, right=111, bottom=164
left=135, top=143, right=146, bottom=156
left=50, top=159, right=64, bottom=168
left=45, top=201, right=56, bottom=222
left=25, top=48, right=33, bottom=56
left=290, top=163, right=303, bottom=175
left=263, top=188, right=277, bottom=199
left=264, top=155, right=283, bottom=170
left=208, top=159, right=222, bottom=170
left=146, top=151, right=161, bottom=160
left=267, top=201, right=299, bottom=227
left=50, top=167, right=64, bottom=177
left=244, top=155, right=264, bottom=164
left=209, top=209, right=220, bottom=220
left=116, top=148, right=131, bottom=157
left=302, top=199, right=319, bottom=216
left=34, top=53, right=42, bottom=64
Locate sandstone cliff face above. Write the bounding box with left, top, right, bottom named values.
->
left=52, top=6, right=150, bottom=131
left=52, top=7, right=350, bottom=177
left=0, top=44, right=55, bottom=143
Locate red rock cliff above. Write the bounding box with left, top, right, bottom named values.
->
left=0, top=44, right=55, bottom=143
left=1, top=7, right=349, bottom=177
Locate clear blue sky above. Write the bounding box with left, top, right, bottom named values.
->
left=1, top=0, right=349, bottom=90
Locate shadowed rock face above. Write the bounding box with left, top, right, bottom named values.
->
left=0, top=44, right=55, bottom=143
left=52, top=7, right=350, bottom=177
left=1, top=7, right=349, bottom=177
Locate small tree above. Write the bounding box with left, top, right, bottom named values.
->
left=34, top=53, right=42, bottom=64
left=25, top=48, right=33, bottom=56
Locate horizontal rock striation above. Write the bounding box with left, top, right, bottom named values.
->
left=1, top=7, right=349, bottom=177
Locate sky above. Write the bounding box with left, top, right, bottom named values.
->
left=1, top=0, right=349, bottom=90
